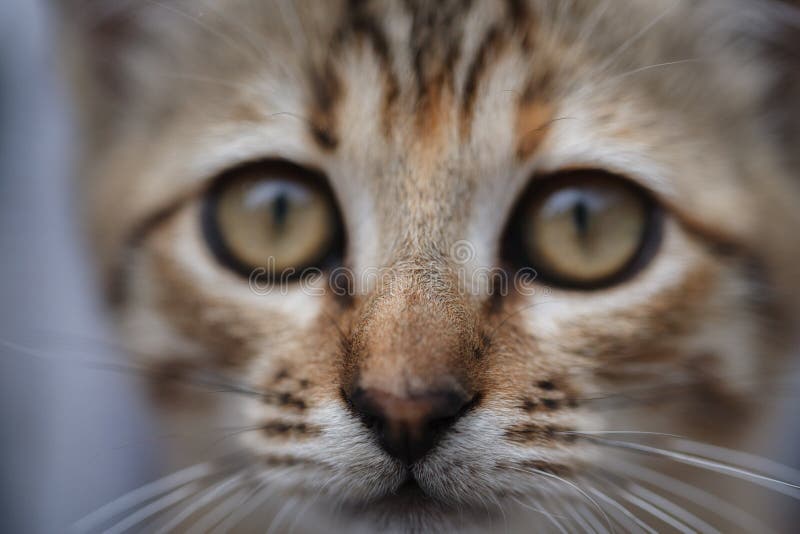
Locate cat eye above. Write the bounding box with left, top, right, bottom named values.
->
left=504, top=170, right=661, bottom=289
left=202, top=160, right=344, bottom=277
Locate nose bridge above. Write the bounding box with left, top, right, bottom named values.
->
left=348, top=255, right=479, bottom=398
left=367, top=145, right=474, bottom=272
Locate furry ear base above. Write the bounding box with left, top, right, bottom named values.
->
left=59, top=0, right=145, bottom=98
left=54, top=0, right=156, bottom=150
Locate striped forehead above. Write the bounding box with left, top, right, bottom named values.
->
left=95, top=0, right=759, bottom=276
left=300, top=0, right=563, bottom=253
left=306, top=0, right=555, bottom=158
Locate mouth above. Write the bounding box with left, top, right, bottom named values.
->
left=383, top=477, right=429, bottom=503
left=338, top=473, right=449, bottom=518
left=333, top=472, right=508, bottom=531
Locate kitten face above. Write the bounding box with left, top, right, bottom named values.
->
left=77, top=0, right=800, bottom=530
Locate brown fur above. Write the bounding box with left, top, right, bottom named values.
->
left=65, top=0, right=800, bottom=530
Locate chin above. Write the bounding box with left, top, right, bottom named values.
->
left=321, top=481, right=503, bottom=534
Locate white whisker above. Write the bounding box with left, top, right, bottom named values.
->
left=568, top=430, right=800, bottom=483
left=603, top=457, right=776, bottom=534
left=626, top=482, right=719, bottom=534
left=507, top=465, right=614, bottom=533
left=674, top=438, right=800, bottom=485
left=277, top=0, right=310, bottom=53
left=71, top=462, right=214, bottom=533
left=211, top=479, right=273, bottom=533
left=510, top=490, right=570, bottom=534
left=613, top=485, right=694, bottom=534
left=562, top=501, right=601, bottom=534
left=587, top=486, right=657, bottom=534
left=589, top=0, right=683, bottom=81
left=601, top=58, right=704, bottom=84
left=576, top=0, right=612, bottom=46
left=266, top=495, right=302, bottom=534
left=104, top=483, right=200, bottom=534
left=143, top=0, right=263, bottom=64
left=574, top=435, right=800, bottom=497
left=576, top=504, right=612, bottom=534
left=155, top=471, right=247, bottom=533
left=187, top=486, right=257, bottom=534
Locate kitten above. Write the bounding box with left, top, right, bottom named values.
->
left=67, top=0, right=800, bottom=532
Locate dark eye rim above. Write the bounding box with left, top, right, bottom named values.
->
left=501, top=169, right=664, bottom=290
left=201, top=159, right=346, bottom=280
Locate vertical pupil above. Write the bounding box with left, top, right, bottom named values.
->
left=272, top=191, right=289, bottom=230
left=572, top=196, right=590, bottom=238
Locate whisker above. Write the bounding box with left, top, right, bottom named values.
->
left=210, top=479, right=273, bottom=533
left=578, top=430, right=800, bottom=484
left=154, top=471, right=248, bottom=533
left=266, top=495, right=302, bottom=534
left=103, top=483, right=201, bottom=534
left=284, top=466, right=353, bottom=532
left=603, top=457, right=775, bottom=534
left=578, top=503, right=614, bottom=534
left=587, top=0, right=682, bottom=81
left=276, top=0, right=310, bottom=53
left=672, top=438, right=800, bottom=485
left=600, top=58, right=704, bottom=84
left=600, top=514, right=635, bottom=534
left=571, top=435, right=800, bottom=498
left=522, top=484, right=575, bottom=533
left=575, top=0, right=612, bottom=47
left=611, top=483, right=694, bottom=534
left=486, top=299, right=557, bottom=345
left=586, top=486, right=657, bottom=534
left=187, top=481, right=269, bottom=534
left=143, top=0, right=263, bottom=64
left=211, top=464, right=315, bottom=532
left=544, top=499, right=581, bottom=532
left=194, top=0, right=274, bottom=60
left=507, top=465, right=615, bottom=533
left=70, top=461, right=215, bottom=533
left=576, top=359, right=800, bottom=410
left=286, top=484, right=330, bottom=534
left=626, top=483, right=719, bottom=534
left=593, top=470, right=720, bottom=534
left=510, top=490, right=570, bottom=534
left=562, top=501, right=602, bottom=534
left=0, top=336, right=281, bottom=405
left=160, top=72, right=270, bottom=97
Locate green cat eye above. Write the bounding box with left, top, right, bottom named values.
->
left=202, top=160, right=344, bottom=277
left=504, top=170, right=661, bottom=289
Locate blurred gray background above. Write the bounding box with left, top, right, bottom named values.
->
left=0, top=1, right=797, bottom=532
left=0, top=1, right=157, bottom=532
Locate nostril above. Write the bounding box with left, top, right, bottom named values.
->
left=428, top=392, right=481, bottom=429
left=344, top=387, right=477, bottom=465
